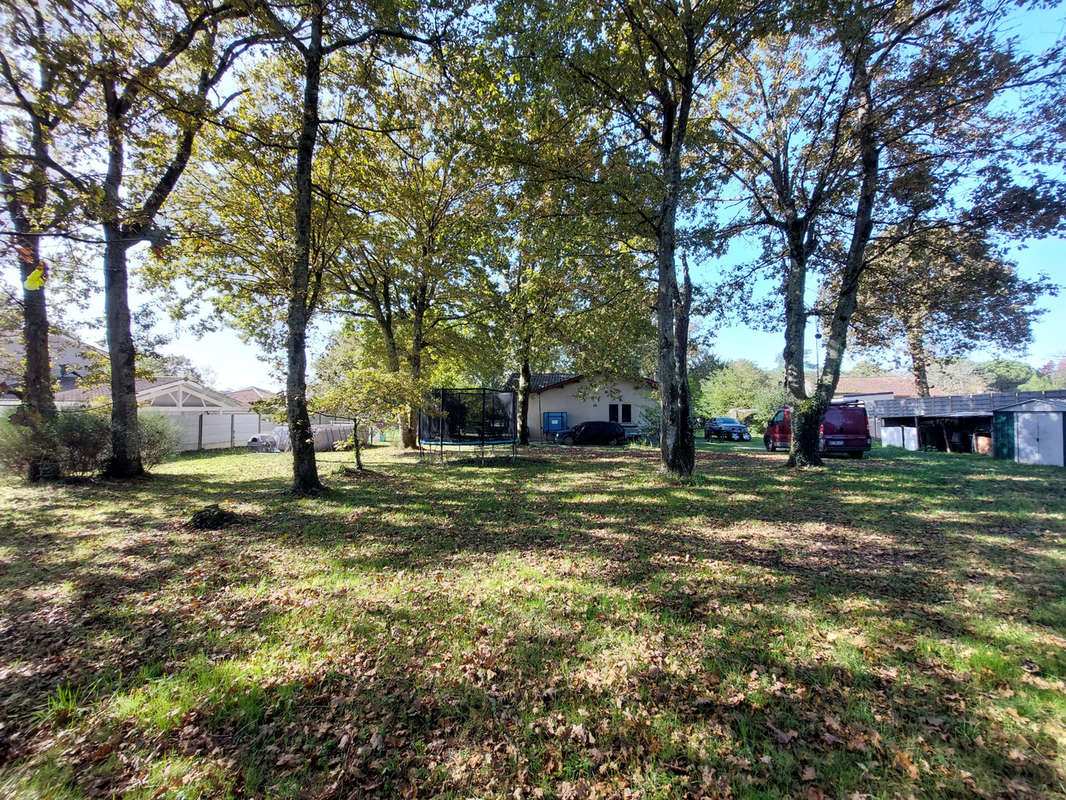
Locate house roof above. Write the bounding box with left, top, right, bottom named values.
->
left=55, top=376, right=245, bottom=410
left=504, top=372, right=657, bottom=394
left=504, top=372, right=583, bottom=393
left=224, top=386, right=277, bottom=406
left=995, top=399, right=1066, bottom=413
left=835, top=375, right=919, bottom=398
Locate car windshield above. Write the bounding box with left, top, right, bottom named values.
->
left=718, top=418, right=741, bottom=425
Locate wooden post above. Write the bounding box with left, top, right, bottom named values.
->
left=230, top=414, right=235, bottom=448
left=197, top=413, right=204, bottom=451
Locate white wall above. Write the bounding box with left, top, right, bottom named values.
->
left=152, top=411, right=270, bottom=451
left=528, top=378, right=657, bottom=440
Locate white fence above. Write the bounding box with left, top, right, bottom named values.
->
left=159, top=411, right=353, bottom=452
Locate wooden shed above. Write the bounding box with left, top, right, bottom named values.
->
left=992, top=399, right=1066, bottom=467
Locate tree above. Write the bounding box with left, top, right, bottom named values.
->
left=0, top=0, right=90, bottom=478
left=2, top=0, right=252, bottom=477
left=325, top=68, right=501, bottom=449
left=312, top=329, right=417, bottom=469
left=1019, top=358, right=1066, bottom=391
left=926, top=358, right=987, bottom=396
left=483, top=174, right=654, bottom=445
left=714, top=0, right=1061, bottom=465
left=249, top=0, right=447, bottom=494
left=844, top=227, right=1053, bottom=396
left=491, top=0, right=773, bottom=477
left=150, top=58, right=352, bottom=384
left=138, top=352, right=214, bottom=386
left=697, top=359, right=784, bottom=431
left=977, top=360, right=1036, bottom=394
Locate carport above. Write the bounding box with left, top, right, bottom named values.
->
left=880, top=412, right=992, bottom=454
left=992, top=399, right=1066, bottom=467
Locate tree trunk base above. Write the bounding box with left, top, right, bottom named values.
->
left=290, top=480, right=326, bottom=497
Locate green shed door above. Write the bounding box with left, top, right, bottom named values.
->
left=993, top=412, right=1015, bottom=461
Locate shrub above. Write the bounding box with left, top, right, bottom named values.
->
left=0, top=414, right=52, bottom=476
left=138, top=412, right=181, bottom=469
left=0, top=410, right=110, bottom=477
left=52, top=411, right=111, bottom=475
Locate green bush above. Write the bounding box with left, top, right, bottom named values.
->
left=0, top=409, right=180, bottom=478
left=0, top=415, right=52, bottom=476
left=52, top=411, right=111, bottom=475
left=138, top=412, right=181, bottom=469
left=0, top=410, right=109, bottom=477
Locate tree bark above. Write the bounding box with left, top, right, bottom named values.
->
left=655, top=96, right=696, bottom=477
left=517, top=348, right=531, bottom=445
left=673, top=253, right=694, bottom=475
left=353, top=418, right=363, bottom=469
left=781, top=221, right=815, bottom=466
left=906, top=321, right=931, bottom=397
left=286, top=11, right=325, bottom=495
left=788, top=53, right=879, bottom=467
left=100, top=83, right=143, bottom=479
left=401, top=286, right=426, bottom=449
left=102, top=224, right=143, bottom=477
left=0, top=163, right=57, bottom=480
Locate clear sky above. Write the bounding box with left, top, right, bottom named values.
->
left=71, top=4, right=1066, bottom=392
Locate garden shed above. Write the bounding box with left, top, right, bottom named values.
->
left=992, top=399, right=1066, bottom=467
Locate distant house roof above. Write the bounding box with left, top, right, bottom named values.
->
left=225, top=386, right=277, bottom=406
left=835, top=375, right=919, bottom=398
left=504, top=372, right=656, bottom=394
left=504, top=372, right=583, bottom=393
left=55, top=376, right=245, bottom=410
left=0, top=330, right=106, bottom=385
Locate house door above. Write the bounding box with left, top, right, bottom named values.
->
left=1015, top=412, right=1065, bottom=466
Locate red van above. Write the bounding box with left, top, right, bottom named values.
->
left=763, top=402, right=872, bottom=459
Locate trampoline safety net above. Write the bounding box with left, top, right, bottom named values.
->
left=419, top=388, right=517, bottom=446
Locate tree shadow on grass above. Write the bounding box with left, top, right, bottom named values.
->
left=1, top=446, right=1063, bottom=795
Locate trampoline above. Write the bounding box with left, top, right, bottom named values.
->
left=418, top=388, right=518, bottom=462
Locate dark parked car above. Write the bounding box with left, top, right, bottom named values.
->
left=704, top=417, right=752, bottom=441
left=556, top=421, right=627, bottom=446
left=763, top=402, right=871, bottom=458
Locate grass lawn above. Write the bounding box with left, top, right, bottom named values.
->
left=1, top=442, right=1064, bottom=799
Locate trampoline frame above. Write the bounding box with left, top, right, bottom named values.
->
left=418, top=387, right=518, bottom=464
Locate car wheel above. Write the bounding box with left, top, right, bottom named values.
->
left=560, top=436, right=573, bottom=445
left=704, top=430, right=710, bottom=441
left=614, top=436, right=626, bottom=446
left=764, top=435, right=771, bottom=451
left=731, top=432, right=740, bottom=441
left=742, top=433, right=751, bottom=441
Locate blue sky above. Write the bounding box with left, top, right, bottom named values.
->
left=84, top=4, right=1066, bottom=392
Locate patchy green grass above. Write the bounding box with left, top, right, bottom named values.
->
left=1, top=442, right=1064, bottom=799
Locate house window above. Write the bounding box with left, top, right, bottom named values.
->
left=621, top=404, right=632, bottom=423
left=608, top=404, right=618, bottom=422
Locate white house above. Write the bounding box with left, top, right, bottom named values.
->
left=516, top=373, right=658, bottom=441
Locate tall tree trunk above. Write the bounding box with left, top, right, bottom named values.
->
left=0, top=164, right=57, bottom=480
left=401, top=293, right=425, bottom=449
left=790, top=54, right=879, bottom=467
left=656, top=132, right=694, bottom=476
left=517, top=347, right=531, bottom=446
left=673, top=253, right=694, bottom=474
left=286, top=13, right=324, bottom=495
left=781, top=222, right=815, bottom=466
left=353, top=418, right=363, bottom=469
left=906, top=322, right=931, bottom=397
left=102, top=224, right=143, bottom=477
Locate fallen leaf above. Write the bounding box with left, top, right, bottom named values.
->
left=894, top=750, right=920, bottom=780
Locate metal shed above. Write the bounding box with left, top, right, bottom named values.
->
left=992, top=399, right=1066, bottom=467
